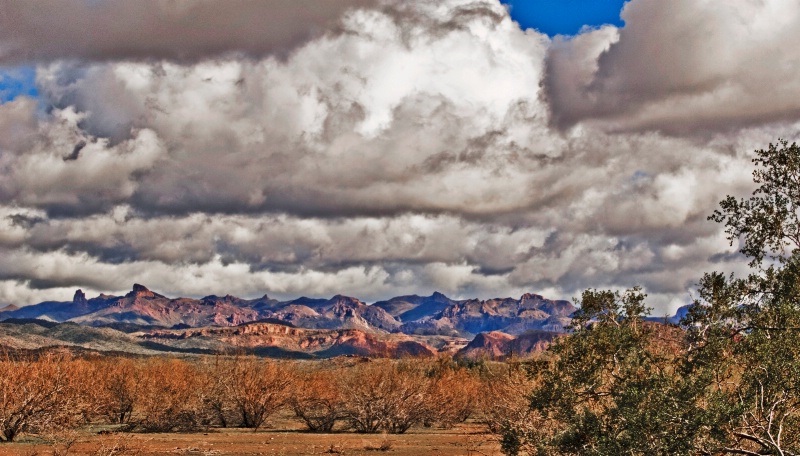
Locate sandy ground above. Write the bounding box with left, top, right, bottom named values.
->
left=1, top=422, right=501, bottom=456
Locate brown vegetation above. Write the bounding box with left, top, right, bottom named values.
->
left=290, top=366, right=346, bottom=432
left=131, top=358, right=206, bottom=433
left=220, top=356, right=294, bottom=430
left=0, top=352, right=99, bottom=442
left=0, top=353, right=504, bottom=444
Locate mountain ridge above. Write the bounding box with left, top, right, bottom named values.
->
left=0, top=284, right=579, bottom=337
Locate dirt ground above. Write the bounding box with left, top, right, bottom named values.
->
left=2, top=422, right=501, bottom=456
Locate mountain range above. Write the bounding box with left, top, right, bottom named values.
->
left=0, top=284, right=582, bottom=359
left=0, top=284, right=576, bottom=337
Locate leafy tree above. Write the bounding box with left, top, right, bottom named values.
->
left=502, top=288, right=712, bottom=455
left=683, top=265, right=800, bottom=455
left=682, top=139, right=800, bottom=455
left=711, top=139, right=800, bottom=267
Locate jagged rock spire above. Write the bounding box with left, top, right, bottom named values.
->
left=72, top=289, right=87, bottom=305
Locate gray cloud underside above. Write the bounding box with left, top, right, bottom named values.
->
left=0, top=0, right=797, bottom=313
left=0, top=0, right=377, bottom=64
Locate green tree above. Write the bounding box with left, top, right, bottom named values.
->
left=711, top=139, right=800, bottom=267
left=502, top=288, right=711, bottom=456
left=683, top=139, right=800, bottom=455
left=496, top=139, right=800, bottom=455
left=683, top=265, right=800, bottom=455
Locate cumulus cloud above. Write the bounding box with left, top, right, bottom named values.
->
left=23, top=1, right=552, bottom=220
left=0, top=0, right=797, bottom=314
left=546, top=0, right=800, bottom=132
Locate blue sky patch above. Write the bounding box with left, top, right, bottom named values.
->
left=0, top=66, right=38, bottom=103
left=502, top=0, right=627, bottom=36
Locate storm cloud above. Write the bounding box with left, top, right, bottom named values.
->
left=0, top=0, right=795, bottom=314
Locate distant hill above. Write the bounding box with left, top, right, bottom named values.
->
left=456, top=330, right=561, bottom=360
left=0, top=319, right=443, bottom=359
left=644, top=303, right=694, bottom=325
left=373, top=292, right=455, bottom=322
left=0, top=303, right=18, bottom=312
left=0, top=318, right=164, bottom=355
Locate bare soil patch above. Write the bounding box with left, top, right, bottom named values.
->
left=2, top=422, right=500, bottom=456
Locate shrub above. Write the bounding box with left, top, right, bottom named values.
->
left=131, top=358, right=204, bottom=432
left=0, top=352, right=97, bottom=442
left=223, top=357, right=294, bottom=430
left=338, top=360, right=430, bottom=434
left=290, top=367, right=346, bottom=432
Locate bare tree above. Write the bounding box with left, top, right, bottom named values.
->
left=290, top=367, right=346, bottom=432
left=198, top=356, right=237, bottom=428
left=224, top=357, right=294, bottom=431
left=131, top=358, right=204, bottom=432
left=0, top=352, right=96, bottom=442
left=338, top=360, right=430, bottom=434
left=95, top=358, right=140, bottom=425
left=424, top=366, right=480, bottom=428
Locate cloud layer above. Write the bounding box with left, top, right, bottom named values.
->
left=0, top=0, right=376, bottom=64
left=0, top=0, right=797, bottom=313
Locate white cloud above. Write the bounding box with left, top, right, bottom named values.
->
left=0, top=0, right=797, bottom=315
left=546, top=0, right=800, bottom=132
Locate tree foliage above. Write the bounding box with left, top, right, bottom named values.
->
left=495, top=139, right=800, bottom=455
left=711, top=139, right=800, bottom=267
left=694, top=139, right=800, bottom=454
left=683, top=265, right=800, bottom=455
left=501, top=289, right=712, bottom=455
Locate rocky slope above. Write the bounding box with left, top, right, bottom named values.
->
left=400, top=293, right=576, bottom=336
left=265, top=295, right=400, bottom=332
left=141, top=321, right=436, bottom=358
left=0, top=319, right=440, bottom=358
left=456, top=330, right=561, bottom=360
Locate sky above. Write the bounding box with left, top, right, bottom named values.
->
left=503, top=0, right=626, bottom=35
left=0, top=0, right=798, bottom=315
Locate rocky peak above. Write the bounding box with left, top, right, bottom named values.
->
left=126, top=283, right=155, bottom=298
left=0, top=303, right=19, bottom=312
left=331, top=295, right=363, bottom=307
left=72, top=289, right=88, bottom=305
left=520, top=293, right=544, bottom=301
left=202, top=294, right=243, bottom=305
